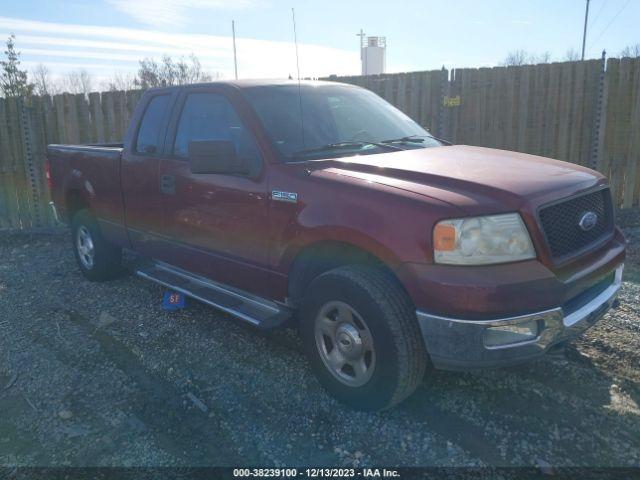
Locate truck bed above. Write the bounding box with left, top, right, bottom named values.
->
left=47, top=143, right=125, bottom=227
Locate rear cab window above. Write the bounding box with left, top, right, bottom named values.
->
left=136, top=94, right=171, bottom=155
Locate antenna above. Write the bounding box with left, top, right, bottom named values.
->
left=232, top=20, right=238, bottom=80
left=292, top=7, right=305, bottom=149
left=292, top=8, right=302, bottom=80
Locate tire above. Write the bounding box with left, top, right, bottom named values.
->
left=300, top=265, right=427, bottom=411
left=71, top=209, right=123, bottom=281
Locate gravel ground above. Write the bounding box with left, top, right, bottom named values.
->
left=0, top=216, right=639, bottom=469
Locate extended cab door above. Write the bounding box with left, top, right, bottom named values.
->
left=158, top=89, right=270, bottom=297
left=121, top=91, right=176, bottom=259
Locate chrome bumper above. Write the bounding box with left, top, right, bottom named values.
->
left=416, top=264, right=623, bottom=370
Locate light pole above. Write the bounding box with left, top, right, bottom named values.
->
left=232, top=20, right=238, bottom=80
left=357, top=29, right=366, bottom=75
left=581, top=0, right=590, bottom=61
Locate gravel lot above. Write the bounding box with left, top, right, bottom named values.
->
left=1, top=213, right=639, bottom=470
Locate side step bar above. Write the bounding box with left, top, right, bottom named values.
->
left=135, top=262, right=292, bottom=330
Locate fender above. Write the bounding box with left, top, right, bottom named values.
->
left=60, top=168, right=95, bottom=221
left=279, top=225, right=404, bottom=274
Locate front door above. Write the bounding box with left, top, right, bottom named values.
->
left=159, top=90, right=270, bottom=297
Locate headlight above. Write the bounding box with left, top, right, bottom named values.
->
left=433, top=213, right=535, bottom=265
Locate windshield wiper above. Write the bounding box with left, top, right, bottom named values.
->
left=381, top=135, right=426, bottom=144
left=382, top=134, right=452, bottom=146
left=291, top=141, right=403, bottom=158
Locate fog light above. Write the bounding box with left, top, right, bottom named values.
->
left=484, top=320, right=539, bottom=348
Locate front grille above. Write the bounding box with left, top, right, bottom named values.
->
left=538, top=188, right=614, bottom=261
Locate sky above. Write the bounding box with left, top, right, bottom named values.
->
left=0, top=0, right=638, bottom=87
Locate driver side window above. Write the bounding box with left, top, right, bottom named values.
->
left=173, top=93, right=261, bottom=169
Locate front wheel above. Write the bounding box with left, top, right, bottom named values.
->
left=71, top=209, right=123, bottom=281
left=300, top=265, right=427, bottom=411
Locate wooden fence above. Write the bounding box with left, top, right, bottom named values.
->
left=0, top=57, right=639, bottom=229
left=329, top=57, right=640, bottom=209
left=0, top=90, right=144, bottom=229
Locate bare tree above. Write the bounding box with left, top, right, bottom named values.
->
left=175, top=54, right=216, bottom=84
left=565, top=48, right=581, bottom=61
left=620, top=44, right=640, bottom=58
left=159, top=55, right=179, bottom=86
left=31, top=63, right=56, bottom=96
left=501, top=50, right=552, bottom=66
left=61, top=69, right=93, bottom=95
left=135, top=57, right=161, bottom=90
left=102, top=71, right=137, bottom=91
left=501, top=50, right=531, bottom=66
left=536, top=51, right=552, bottom=64
left=134, top=54, right=216, bottom=89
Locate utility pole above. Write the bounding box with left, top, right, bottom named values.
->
left=357, top=29, right=366, bottom=75
left=232, top=20, right=238, bottom=80
left=581, top=0, right=590, bottom=61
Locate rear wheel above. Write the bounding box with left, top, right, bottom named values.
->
left=71, top=209, right=123, bottom=281
left=300, top=265, right=427, bottom=411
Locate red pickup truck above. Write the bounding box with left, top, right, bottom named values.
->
left=47, top=80, right=626, bottom=410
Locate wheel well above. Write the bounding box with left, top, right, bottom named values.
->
left=287, top=241, right=399, bottom=307
left=65, top=189, right=88, bottom=222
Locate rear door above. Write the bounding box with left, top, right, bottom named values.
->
left=158, top=88, right=271, bottom=297
left=121, top=92, right=175, bottom=259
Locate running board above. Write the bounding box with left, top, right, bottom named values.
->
left=135, top=262, right=292, bottom=330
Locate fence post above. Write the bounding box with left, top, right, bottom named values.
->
left=438, top=66, right=447, bottom=139
left=19, top=97, right=45, bottom=228
left=590, top=50, right=607, bottom=171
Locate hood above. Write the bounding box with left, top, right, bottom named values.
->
left=315, top=145, right=604, bottom=214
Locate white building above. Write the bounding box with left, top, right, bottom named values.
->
left=361, top=36, right=386, bottom=76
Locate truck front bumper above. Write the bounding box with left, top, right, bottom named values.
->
left=416, top=264, right=623, bottom=370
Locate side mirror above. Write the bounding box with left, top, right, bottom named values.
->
left=188, top=140, right=248, bottom=175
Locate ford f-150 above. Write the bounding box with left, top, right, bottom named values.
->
left=47, top=80, right=626, bottom=410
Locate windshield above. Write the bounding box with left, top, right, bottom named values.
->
left=242, top=83, right=443, bottom=161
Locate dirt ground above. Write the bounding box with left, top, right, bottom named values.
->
left=0, top=214, right=639, bottom=470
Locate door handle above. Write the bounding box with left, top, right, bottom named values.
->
left=161, top=175, right=175, bottom=194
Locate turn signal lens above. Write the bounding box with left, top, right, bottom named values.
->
left=433, top=224, right=457, bottom=251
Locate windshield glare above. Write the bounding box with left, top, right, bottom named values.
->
left=243, top=84, right=441, bottom=160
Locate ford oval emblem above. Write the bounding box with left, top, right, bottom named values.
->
left=578, top=211, right=598, bottom=231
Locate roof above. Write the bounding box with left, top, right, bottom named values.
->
left=147, top=78, right=357, bottom=93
